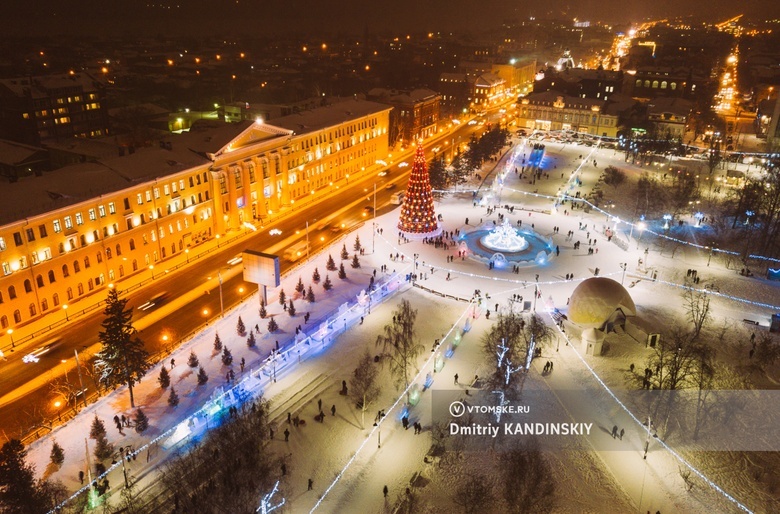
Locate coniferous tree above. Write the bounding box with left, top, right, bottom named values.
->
left=312, top=267, right=321, bottom=282
left=158, top=366, right=170, bottom=389
left=341, top=244, right=349, bottom=260
left=268, top=317, right=279, bottom=333
left=296, top=276, right=305, bottom=294
left=0, top=440, right=49, bottom=513
left=338, top=262, right=347, bottom=279
left=197, top=366, right=209, bottom=386
left=90, top=415, right=107, bottom=440
left=187, top=350, right=199, bottom=368
left=96, top=288, right=150, bottom=408
left=168, top=386, right=179, bottom=407
left=50, top=440, right=65, bottom=466
left=247, top=331, right=256, bottom=348
left=306, top=285, right=316, bottom=303
left=259, top=300, right=267, bottom=318
left=222, top=346, right=233, bottom=366
left=279, top=289, right=286, bottom=306
left=351, top=254, right=361, bottom=268
left=93, top=431, right=113, bottom=461
left=323, top=275, right=334, bottom=291
left=326, top=254, right=337, bottom=271
left=353, top=235, right=362, bottom=253
left=288, top=300, right=296, bottom=317
left=214, top=332, right=223, bottom=352
left=134, top=409, right=149, bottom=433
left=236, top=316, right=246, bottom=336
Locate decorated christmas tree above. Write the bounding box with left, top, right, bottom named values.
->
left=398, top=142, right=440, bottom=237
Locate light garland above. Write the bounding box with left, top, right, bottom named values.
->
left=398, top=143, right=440, bottom=235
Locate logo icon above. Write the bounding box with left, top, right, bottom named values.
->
left=449, top=400, right=465, bottom=417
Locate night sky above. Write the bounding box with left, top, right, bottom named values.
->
left=4, top=0, right=779, bottom=36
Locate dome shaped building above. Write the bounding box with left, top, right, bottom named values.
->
left=567, top=278, right=637, bottom=355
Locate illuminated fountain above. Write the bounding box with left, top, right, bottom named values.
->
left=481, top=219, right=530, bottom=253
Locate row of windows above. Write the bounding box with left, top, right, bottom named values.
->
left=635, top=79, right=678, bottom=90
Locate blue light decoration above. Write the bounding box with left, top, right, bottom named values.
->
left=769, top=268, right=780, bottom=282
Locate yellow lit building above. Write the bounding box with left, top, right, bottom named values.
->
left=0, top=99, right=390, bottom=333
left=517, top=91, right=619, bottom=137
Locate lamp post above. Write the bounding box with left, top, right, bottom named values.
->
left=62, top=304, right=69, bottom=322
left=5, top=329, right=13, bottom=348
left=218, top=271, right=224, bottom=318
left=117, top=446, right=129, bottom=488
left=707, top=243, right=715, bottom=267
left=149, top=265, right=155, bottom=279
left=620, top=263, right=627, bottom=285
left=372, top=183, right=377, bottom=254
left=373, top=421, right=381, bottom=448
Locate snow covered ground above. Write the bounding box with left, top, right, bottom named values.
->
left=27, top=137, right=780, bottom=513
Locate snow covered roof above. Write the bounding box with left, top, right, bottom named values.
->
left=568, top=277, right=636, bottom=328
left=270, top=99, right=391, bottom=136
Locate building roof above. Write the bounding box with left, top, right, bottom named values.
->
left=647, top=96, right=693, bottom=117
left=568, top=277, right=636, bottom=328
left=0, top=73, right=102, bottom=98
left=474, top=73, right=504, bottom=87
left=270, top=98, right=391, bottom=136
left=522, top=90, right=605, bottom=111
left=440, top=73, right=467, bottom=82
left=0, top=140, right=46, bottom=166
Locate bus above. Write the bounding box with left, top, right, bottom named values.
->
left=390, top=192, right=405, bottom=205
left=284, top=241, right=309, bottom=262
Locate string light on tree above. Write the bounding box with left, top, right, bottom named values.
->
left=398, top=142, right=442, bottom=238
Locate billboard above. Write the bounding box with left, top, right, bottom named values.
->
left=243, top=250, right=280, bottom=288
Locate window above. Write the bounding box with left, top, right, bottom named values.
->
left=661, top=81, right=667, bottom=89
left=234, top=168, right=243, bottom=188
left=47, top=270, right=56, bottom=284
left=52, top=293, right=59, bottom=306
left=0, top=291, right=2, bottom=304
left=29, top=303, right=36, bottom=317
left=106, top=248, right=112, bottom=260
left=13, top=232, right=23, bottom=246
left=84, top=256, right=91, bottom=269
left=89, top=209, right=97, bottom=221
left=137, top=193, right=143, bottom=205
left=39, top=225, right=47, bottom=238
left=64, top=216, right=73, bottom=230
left=24, top=279, right=32, bottom=293
left=62, top=264, right=69, bottom=277
left=13, top=310, right=21, bottom=324
left=154, top=188, right=160, bottom=199
left=179, top=179, right=185, bottom=190
left=146, top=190, right=152, bottom=202
left=0, top=316, right=7, bottom=329
left=119, top=265, right=124, bottom=277
left=129, top=239, right=135, bottom=251
left=123, top=198, right=130, bottom=210
left=9, top=286, right=17, bottom=299
left=652, top=80, right=659, bottom=89
left=41, top=299, right=48, bottom=312
left=96, top=252, right=103, bottom=263
left=75, top=213, right=84, bottom=225
left=77, top=283, right=84, bottom=296
left=26, top=228, right=35, bottom=242
left=164, top=184, right=170, bottom=196
left=108, top=202, right=116, bottom=214
left=115, top=243, right=122, bottom=256
left=671, top=82, right=677, bottom=90
left=172, top=181, right=177, bottom=193
left=0, top=237, right=5, bottom=251
left=99, top=205, right=106, bottom=217
left=36, top=275, right=44, bottom=288
left=73, top=261, right=80, bottom=273
left=67, top=287, right=73, bottom=300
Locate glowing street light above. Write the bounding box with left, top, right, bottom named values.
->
left=62, top=304, right=69, bottom=321
left=6, top=329, right=13, bottom=348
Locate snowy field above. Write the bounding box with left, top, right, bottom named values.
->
left=28, top=137, right=780, bottom=513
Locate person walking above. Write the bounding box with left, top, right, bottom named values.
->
left=318, top=398, right=322, bottom=411
left=454, top=373, right=459, bottom=385
left=308, top=478, right=313, bottom=491
left=331, top=404, right=336, bottom=416
left=284, top=428, right=290, bottom=442
left=170, top=358, right=175, bottom=368
left=620, top=428, right=625, bottom=440
left=383, top=485, right=389, bottom=498
left=612, top=425, right=618, bottom=438
left=287, top=412, right=292, bottom=424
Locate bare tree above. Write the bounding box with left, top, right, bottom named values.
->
left=452, top=472, right=494, bottom=514
left=349, top=350, right=381, bottom=428
left=375, top=299, right=424, bottom=400
left=648, top=326, right=701, bottom=391
left=499, top=439, right=555, bottom=513
left=682, top=280, right=711, bottom=340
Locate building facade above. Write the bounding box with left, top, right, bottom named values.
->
left=366, top=88, right=440, bottom=144
left=0, top=100, right=390, bottom=333
left=517, top=91, right=619, bottom=137
left=0, top=73, right=110, bottom=146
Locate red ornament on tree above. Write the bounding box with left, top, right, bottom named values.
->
left=398, top=142, right=441, bottom=238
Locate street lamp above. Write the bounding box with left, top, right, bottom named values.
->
left=62, top=304, right=69, bottom=322
left=620, top=263, right=628, bottom=285
left=7, top=329, right=14, bottom=348
left=373, top=421, right=381, bottom=448
left=149, top=265, right=155, bottom=279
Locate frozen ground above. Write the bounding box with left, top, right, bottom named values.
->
left=27, top=136, right=780, bottom=513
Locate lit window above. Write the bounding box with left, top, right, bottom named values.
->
left=53, top=220, right=61, bottom=233
left=0, top=237, right=4, bottom=251
left=75, top=213, right=84, bottom=225
left=64, top=216, right=73, bottom=229
left=137, top=193, right=143, bottom=205
left=108, top=202, right=116, bottom=214
left=99, top=205, right=106, bottom=217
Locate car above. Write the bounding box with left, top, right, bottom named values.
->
left=468, top=120, right=477, bottom=125
left=23, top=338, right=62, bottom=363
left=363, top=206, right=375, bottom=213
left=385, top=183, right=396, bottom=190
left=139, top=292, right=170, bottom=311
left=377, top=171, right=387, bottom=176
left=269, top=228, right=282, bottom=235
left=398, top=162, right=409, bottom=168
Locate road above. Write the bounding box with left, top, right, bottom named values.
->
left=0, top=113, right=499, bottom=437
